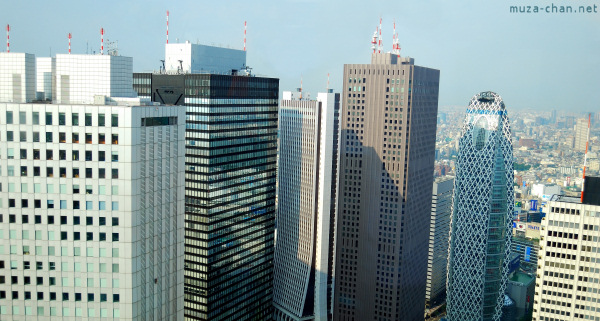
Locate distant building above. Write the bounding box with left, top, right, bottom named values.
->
left=273, top=90, right=340, bottom=321
left=164, top=42, right=246, bottom=74
left=532, top=177, right=600, bottom=321
left=574, top=118, right=589, bottom=152
left=506, top=272, right=535, bottom=321
left=426, top=177, right=454, bottom=308
left=518, top=138, right=537, bottom=149
left=446, top=92, right=514, bottom=321
left=531, top=184, right=562, bottom=199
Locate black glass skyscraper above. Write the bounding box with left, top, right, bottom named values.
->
left=134, top=72, right=279, bottom=321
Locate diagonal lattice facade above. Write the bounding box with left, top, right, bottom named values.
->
left=446, top=91, right=514, bottom=321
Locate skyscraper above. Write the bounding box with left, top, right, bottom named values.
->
left=425, top=176, right=454, bottom=308
left=0, top=52, right=185, bottom=320
left=273, top=90, right=340, bottom=321
left=532, top=176, right=600, bottom=321
left=133, top=42, right=279, bottom=321
left=446, top=91, right=514, bottom=321
left=334, top=52, right=440, bottom=320
left=574, top=117, right=589, bottom=152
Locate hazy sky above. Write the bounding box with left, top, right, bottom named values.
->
left=2, top=0, right=599, bottom=112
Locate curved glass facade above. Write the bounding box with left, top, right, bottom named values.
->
left=446, top=91, right=514, bottom=321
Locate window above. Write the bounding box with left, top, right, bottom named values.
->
left=72, top=113, right=79, bottom=126
left=86, top=217, right=93, bottom=225
left=45, top=112, right=52, bottom=125
left=86, top=185, right=92, bottom=194
left=112, top=217, right=119, bottom=226
left=6, top=111, right=13, bottom=124
left=99, top=217, right=106, bottom=226
left=46, top=149, right=53, bottom=160
left=32, top=112, right=39, bottom=124
left=47, top=200, right=54, bottom=209
left=60, top=167, right=66, bottom=178
left=99, top=201, right=106, bottom=210
left=113, top=294, right=120, bottom=302
left=98, top=113, right=105, bottom=126
left=98, top=133, right=105, bottom=144
left=73, top=201, right=80, bottom=209
left=111, top=114, right=118, bottom=127
left=99, top=168, right=106, bottom=178
left=85, top=113, right=92, bottom=126
left=7, top=166, right=14, bottom=176
left=85, top=133, right=92, bottom=144
left=19, top=111, right=26, bottom=124
left=59, top=112, right=66, bottom=125
left=60, top=216, right=67, bottom=224
left=72, top=132, right=79, bottom=143
left=33, top=149, right=40, bottom=159
left=46, top=167, right=53, bottom=177
left=112, top=169, right=118, bottom=179
left=85, top=150, right=92, bottom=161
left=46, top=132, right=53, bottom=142
left=33, top=131, right=39, bottom=142
left=111, top=151, right=118, bottom=162
left=86, top=201, right=93, bottom=210
left=72, top=150, right=79, bottom=160
left=112, top=233, right=119, bottom=242
left=74, top=216, right=80, bottom=225
left=59, top=132, right=66, bottom=143
left=99, top=151, right=106, bottom=161
left=99, top=233, right=106, bottom=241
left=21, top=166, right=27, bottom=176
left=112, top=202, right=119, bottom=211
left=112, top=134, right=118, bottom=144
left=87, top=232, right=93, bottom=241
left=20, top=149, right=27, bottom=159
left=73, top=232, right=80, bottom=241
left=6, top=131, right=13, bottom=141
left=20, top=131, right=26, bottom=142
left=85, top=168, right=92, bottom=178
left=73, top=168, right=79, bottom=178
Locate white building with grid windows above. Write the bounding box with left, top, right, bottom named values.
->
left=0, top=52, right=36, bottom=103
left=273, top=90, right=340, bottom=321
left=0, top=52, right=185, bottom=320
left=532, top=177, right=600, bottom=321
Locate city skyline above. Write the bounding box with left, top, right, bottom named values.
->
left=1, top=0, right=599, bottom=112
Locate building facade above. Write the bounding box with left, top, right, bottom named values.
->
left=446, top=92, right=514, bottom=321
left=0, top=52, right=185, bottom=320
left=425, top=176, right=454, bottom=308
left=133, top=44, right=279, bottom=320
left=532, top=177, right=600, bottom=321
left=574, top=118, right=589, bottom=152
left=333, top=53, right=440, bottom=320
left=273, top=91, right=340, bottom=321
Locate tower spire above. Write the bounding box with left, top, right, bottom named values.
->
left=166, top=10, right=169, bottom=44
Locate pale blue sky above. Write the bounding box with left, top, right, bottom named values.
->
left=2, top=0, right=599, bottom=112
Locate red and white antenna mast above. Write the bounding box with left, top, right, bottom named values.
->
left=243, top=21, right=247, bottom=51
left=370, top=27, right=378, bottom=53
left=392, top=20, right=401, bottom=57
left=6, top=24, right=9, bottom=53
left=166, top=10, right=169, bottom=44
left=581, top=113, right=591, bottom=202
left=378, top=17, right=383, bottom=53
left=327, top=72, right=330, bottom=90
left=100, top=28, right=104, bottom=55
left=68, top=33, right=72, bottom=54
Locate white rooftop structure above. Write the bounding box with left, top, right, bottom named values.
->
left=0, top=52, right=36, bottom=103
left=164, top=42, right=246, bottom=74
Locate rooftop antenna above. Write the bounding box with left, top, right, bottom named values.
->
left=300, top=75, right=303, bottom=99
left=166, top=10, right=169, bottom=44
left=100, top=28, right=104, bottom=55
left=392, top=20, right=401, bottom=57
left=6, top=24, right=9, bottom=53
left=370, top=27, right=377, bottom=53
left=378, top=17, right=383, bottom=53
left=243, top=21, right=247, bottom=51
left=327, top=72, right=330, bottom=90
left=160, top=59, right=165, bottom=73
left=178, top=59, right=183, bottom=73
left=68, top=33, right=72, bottom=54
left=581, top=113, right=591, bottom=202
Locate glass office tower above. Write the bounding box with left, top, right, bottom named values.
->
left=134, top=72, right=279, bottom=321
left=446, top=91, right=514, bottom=321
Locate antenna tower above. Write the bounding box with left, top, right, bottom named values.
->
left=6, top=24, right=9, bottom=53
left=244, top=21, right=247, bottom=51
left=166, top=10, right=169, bottom=44
left=581, top=113, right=591, bottom=202
left=392, top=20, right=401, bottom=57
left=378, top=17, right=383, bottom=53
left=68, top=33, right=72, bottom=54
left=100, top=28, right=104, bottom=55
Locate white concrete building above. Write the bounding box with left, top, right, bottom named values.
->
left=425, top=176, right=454, bottom=308
left=35, top=57, right=54, bottom=101
left=532, top=178, right=600, bottom=321
left=273, top=90, right=340, bottom=321
left=164, top=42, right=246, bottom=74
left=0, top=52, right=36, bottom=103
left=0, top=52, right=185, bottom=320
